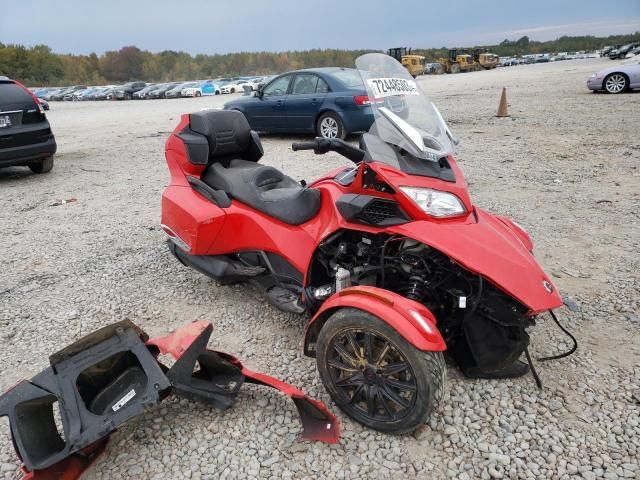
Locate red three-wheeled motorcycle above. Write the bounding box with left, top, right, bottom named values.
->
left=161, top=53, right=564, bottom=433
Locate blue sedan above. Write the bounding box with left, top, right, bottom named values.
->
left=223, top=67, right=374, bottom=139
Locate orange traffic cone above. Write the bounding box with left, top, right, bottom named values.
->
left=496, top=87, right=509, bottom=117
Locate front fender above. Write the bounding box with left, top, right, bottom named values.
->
left=303, top=286, right=446, bottom=357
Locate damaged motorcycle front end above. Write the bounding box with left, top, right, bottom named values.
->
left=0, top=320, right=339, bottom=479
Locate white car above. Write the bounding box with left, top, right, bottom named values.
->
left=241, top=79, right=262, bottom=91
left=220, top=80, right=253, bottom=94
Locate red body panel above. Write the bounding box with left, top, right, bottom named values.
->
left=148, top=321, right=340, bottom=443
left=162, top=185, right=227, bottom=253
left=306, top=287, right=447, bottom=352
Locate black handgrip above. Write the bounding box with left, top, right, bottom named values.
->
left=292, top=138, right=365, bottom=164
left=292, top=141, right=318, bottom=151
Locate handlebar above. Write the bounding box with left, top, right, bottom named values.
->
left=291, top=141, right=318, bottom=151
left=291, top=138, right=366, bottom=163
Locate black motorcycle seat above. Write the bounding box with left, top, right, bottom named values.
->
left=202, top=159, right=321, bottom=225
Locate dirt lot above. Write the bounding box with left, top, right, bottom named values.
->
left=1, top=57, right=638, bottom=479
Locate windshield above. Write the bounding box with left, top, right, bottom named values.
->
left=355, top=53, right=454, bottom=162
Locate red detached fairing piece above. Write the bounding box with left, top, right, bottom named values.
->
left=2, top=320, right=339, bottom=480
left=147, top=321, right=340, bottom=443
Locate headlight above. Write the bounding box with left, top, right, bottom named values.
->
left=590, top=73, right=596, bottom=78
left=400, top=187, right=466, bottom=217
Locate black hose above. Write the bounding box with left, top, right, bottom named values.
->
left=463, top=276, right=483, bottom=322
left=525, top=347, right=543, bottom=389
left=379, top=235, right=407, bottom=288
left=537, top=310, right=578, bottom=362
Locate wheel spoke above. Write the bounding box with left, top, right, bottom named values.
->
left=366, top=385, right=378, bottom=416
left=335, top=372, right=364, bottom=388
left=381, top=384, right=409, bottom=409
left=328, top=358, right=359, bottom=372
left=363, top=332, right=374, bottom=362
left=386, top=377, right=417, bottom=392
left=345, top=331, right=361, bottom=359
left=375, top=344, right=390, bottom=366
left=382, top=362, right=409, bottom=376
left=379, top=390, right=395, bottom=419
left=333, top=343, right=359, bottom=366
left=349, top=383, right=365, bottom=404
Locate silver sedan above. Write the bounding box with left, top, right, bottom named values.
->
left=587, top=58, right=640, bottom=93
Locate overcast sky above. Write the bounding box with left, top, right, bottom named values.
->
left=1, top=0, right=639, bottom=55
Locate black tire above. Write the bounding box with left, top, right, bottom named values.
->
left=316, top=111, right=346, bottom=140
left=196, top=91, right=202, bottom=97
left=231, top=88, right=236, bottom=94
left=603, top=73, right=629, bottom=94
left=316, top=308, right=446, bottom=434
left=29, top=156, right=54, bottom=174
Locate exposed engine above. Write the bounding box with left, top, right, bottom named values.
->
left=309, top=230, right=534, bottom=372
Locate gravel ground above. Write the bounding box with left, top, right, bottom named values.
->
left=0, top=57, right=638, bottom=479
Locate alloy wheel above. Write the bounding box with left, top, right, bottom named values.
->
left=326, top=328, right=418, bottom=422
left=320, top=117, right=339, bottom=138
left=605, top=74, right=626, bottom=93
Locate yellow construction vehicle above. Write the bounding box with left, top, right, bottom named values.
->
left=438, top=49, right=481, bottom=74
left=477, top=52, right=499, bottom=69
left=387, top=47, right=425, bottom=77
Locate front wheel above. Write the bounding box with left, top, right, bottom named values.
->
left=604, top=73, right=628, bottom=94
left=316, top=308, right=446, bottom=434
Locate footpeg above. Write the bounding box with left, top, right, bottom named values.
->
left=230, top=262, right=265, bottom=277
left=266, top=286, right=306, bottom=314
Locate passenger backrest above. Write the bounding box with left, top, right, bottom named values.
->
left=179, top=110, right=264, bottom=167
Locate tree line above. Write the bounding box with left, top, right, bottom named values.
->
left=1, top=32, right=638, bottom=86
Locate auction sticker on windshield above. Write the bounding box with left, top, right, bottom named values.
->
left=366, top=78, right=419, bottom=98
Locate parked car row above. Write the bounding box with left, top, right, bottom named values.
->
left=497, top=51, right=601, bottom=66
left=31, top=76, right=269, bottom=102
left=604, top=43, right=640, bottom=60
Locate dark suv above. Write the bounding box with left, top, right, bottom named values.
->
left=0, top=76, right=57, bottom=173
